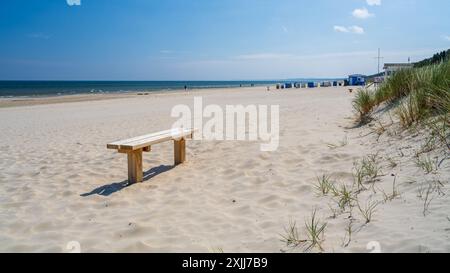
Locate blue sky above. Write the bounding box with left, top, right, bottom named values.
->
left=0, top=0, right=449, bottom=80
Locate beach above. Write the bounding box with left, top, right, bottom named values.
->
left=0, top=86, right=449, bottom=253
left=0, top=93, right=131, bottom=108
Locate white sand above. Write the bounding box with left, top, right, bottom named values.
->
left=0, top=86, right=449, bottom=253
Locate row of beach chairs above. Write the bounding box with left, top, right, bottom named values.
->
left=276, top=81, right=346, bottom=89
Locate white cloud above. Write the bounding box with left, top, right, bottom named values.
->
left=352, top=8, right=374, bottom=19
left=334, top=25, right=365, bottom=34
left=442, top=35, right=450, bottom=41
left=66, top=0, right=81, bottom=6
left=334, top=26, right=349, bottom=33
left=349, top=26, right=365, bottom=34
left=367, top=0, right=381, bottom=6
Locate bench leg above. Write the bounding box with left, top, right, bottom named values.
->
left=127, top=149, right=143, bottom=184
left=174, top=138, right=186, bottom=165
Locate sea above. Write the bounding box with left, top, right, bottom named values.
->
left=0, top=80, right=343, bottom=97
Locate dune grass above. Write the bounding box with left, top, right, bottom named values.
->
left=280, top=220, right=307, bottom=248
left=426, top=115, right=450, bottom=150
left=335, top=183, right=355, bottom=211
left=415, top=156, right=439, bottom=174
left=380, top=176, right=401, bottom=203
left=418, top=180, right=445, bottom=216
left=353, top=155, right=381, bottom=191
left=314, top=174, right=335, bottom=196
left=304, top=209, right=327, bottom=252
left=352, top=88, right=375, bottom=123
left=352, top=60, right=450, bottom=129
left=281, top=210, right=327, bottom=252
left=356, top=199, right=378, bottom=224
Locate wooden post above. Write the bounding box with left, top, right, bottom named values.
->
left=174, top=138, right=186, bottom=165
left=127, top=149, right=143, bottom=184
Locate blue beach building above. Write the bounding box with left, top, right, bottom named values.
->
left=348, top=74, right=366, bottom=86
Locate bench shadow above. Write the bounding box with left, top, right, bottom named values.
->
left=81, top=165, right=174, bottom=197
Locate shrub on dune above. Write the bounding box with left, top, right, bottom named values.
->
left=396, top=92, right=423, bottom=127
left=380, top=68, right=416, bottom=103
left=353, top=88, right=375, bottom=122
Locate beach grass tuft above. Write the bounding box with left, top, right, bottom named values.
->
left=418, top=180, right=445, bottom=216
left=281, top=210, right=328, bottom=252
left=357, top=199, right=379, bottom=224
left=353, top=155, right=381, bottom=191
left=415, top=156, right=438, bottom=174
left=387, top=157, right=398, bottom=168
left=314, top=174, right=335, bottom=196
left=304, top=209, right=327, bottom=252
left=280, top=220, right=307, bottom=248
left=426, top=116, right=450, bottom=151
left=381, top=176, right=400, bottom=202
left=335, top=183, right=355, bottom=211
left=353, top=88, right=375, bottom=123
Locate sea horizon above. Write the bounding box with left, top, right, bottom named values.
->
left=0, top=79, right=345, bottom=97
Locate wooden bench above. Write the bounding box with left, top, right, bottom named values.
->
left=107, top=128, right=196, bottom=184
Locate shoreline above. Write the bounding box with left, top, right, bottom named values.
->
left=0, top=85, right=270, bottom=108
left=0, top=79, right=348, bottom=108
left=0, top=81, right=282, bottom=101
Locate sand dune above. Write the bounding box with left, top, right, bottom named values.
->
left=0, top=86, right=449, bottom=253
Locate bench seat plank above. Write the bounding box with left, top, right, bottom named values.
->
left=107, top=129, right=176, bottom=150
left=107, top=128, right=195, bottom=151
